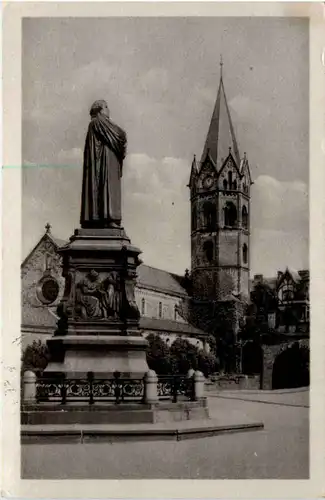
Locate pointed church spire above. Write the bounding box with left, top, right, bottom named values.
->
left=200, top=62, right=240, bottom=169
left=188, top=154, right=198, bottom=188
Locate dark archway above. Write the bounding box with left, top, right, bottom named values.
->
left=242, top=341, right=263, bottom=375
left=203, top=202, right=216, bottom=232
left=224, top=202, right=237, bottom=227
left=242, top=205, right=248, bottom=229
left=272, top=343, right=309, bottom=389
left=203, top=240, right=214, bottom=262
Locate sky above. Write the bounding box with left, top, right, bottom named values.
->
left=22, top=17, right=309, bottom=277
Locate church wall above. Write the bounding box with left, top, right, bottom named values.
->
left=134, top=288, right=186, bottom=322
left=240, top=269, right=250, bottom=299
left=21, top=238, right=64, bottom=329
left=218, top=231, right=239, bottom=266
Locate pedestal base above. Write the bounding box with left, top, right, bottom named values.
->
left=45, top=335, right=149, bottom=379
left=22, top=399, right=210, bottom=425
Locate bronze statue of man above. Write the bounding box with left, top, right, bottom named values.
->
left=80, top=100, right=127, bottom=229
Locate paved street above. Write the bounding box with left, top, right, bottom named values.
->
left=21, top=389, right=309, bottom=479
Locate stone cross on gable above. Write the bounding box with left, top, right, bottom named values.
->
left=45, top=222, right=51, bottom=234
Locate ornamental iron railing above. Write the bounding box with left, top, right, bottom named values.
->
left=35, top=372, right=195, bottom=405
left=157, top=375, right=195, bottom=402
left=36, top=371, right=144, bottom=405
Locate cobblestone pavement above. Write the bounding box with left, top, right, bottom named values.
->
left=21, top=390, right=309, bottom=479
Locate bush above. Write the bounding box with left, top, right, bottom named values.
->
left=170, top=337, right=199, bottom=375
left=146, top=333, right=172, bottom=375
left=197, top=350, right=218, bottom=377
left=21, top=340, right=50, bottom=376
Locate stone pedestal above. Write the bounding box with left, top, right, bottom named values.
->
left=44, top=226, right=149, bottom=379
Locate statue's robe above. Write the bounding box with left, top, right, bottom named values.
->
left=80, top=114, right=126, bottom=228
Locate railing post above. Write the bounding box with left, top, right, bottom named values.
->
left=172, top=376, right=178, bottom=403
left=113, top=371, right=121, bottom=404
left=61, top=379, right=67, bottom=405
left=23, top=371, right=37, bottom=403
left=144, top=370, right=158, bottom=404
left=187, top=369, right=195, bottom=401
left=194, top=370, right=205, bottom=400
left=87, top=371, right=94, bottom=405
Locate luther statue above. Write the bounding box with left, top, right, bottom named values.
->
left=80, top=100, right=127, bottom=229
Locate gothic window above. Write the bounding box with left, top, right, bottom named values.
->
left=223, top=179, right=228, bottom=190
left=45, top=252, right=53, bottom=271
left=243, top=243, right=248, bottom=264
left=203, top=240, right=214, bottom=262
left=228, top=171, right=233, bottom=188
left=242, top=205, right=248, bottom=229
left=174, top=305, right=177, bottom=321
left=233, top=180, right=237, bottom=190
left=203, top=201, right=216, bottom=232
left=224, top=202, right=237, bottom=227
left=192, top=205, right=197, bottom=231
left=159, top=301, right=163, bottom=318
left=141, top=298, right=145, bottom=316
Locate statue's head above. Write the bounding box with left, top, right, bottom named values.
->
left=90, top=100, right=109, bottom=118
left=89, top=269, right=99, bottom=281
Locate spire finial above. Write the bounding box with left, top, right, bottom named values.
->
left=220, top=54, right=223, bottom=78
left=45, top=222, right=51, bottom=234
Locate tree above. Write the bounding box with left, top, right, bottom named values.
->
left=170, top=337, right=199, bottom=374
left=239, top=281, right=279, bottom=343
left=21, top=340, right=50, bottom=376
left=146, top=333, right=172, bottom=375
left=197, top=350, right=217, bottom=377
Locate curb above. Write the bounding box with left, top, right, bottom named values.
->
left=21, top=422, right=264, bottom=444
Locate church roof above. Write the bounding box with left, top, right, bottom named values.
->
left=200, top=67, right=241, bottom=169
left=137, top=264, right=187, bottom=297
left=140, top=316, right=205, bottom=338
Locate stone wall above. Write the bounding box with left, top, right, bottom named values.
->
left=134, top=288, right=186, bottom=323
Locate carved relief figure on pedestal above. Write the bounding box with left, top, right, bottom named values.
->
left=101, top=271, right=121, bottom=319
left=75, top=270, right=103, bottom=320
left=122, top=269, right=140, bottom=320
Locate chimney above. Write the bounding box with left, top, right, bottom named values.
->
left=298, top=270, right=309, bottom=280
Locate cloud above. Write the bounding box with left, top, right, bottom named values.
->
left=250, top=175, right=308, bottom=276
left=251, top=174, right=308, bottom=233
left=122, top=154, right=190, bottom=274
left=229, top=95, right=271, bottom=123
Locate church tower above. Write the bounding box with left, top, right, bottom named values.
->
left=188, top=63, right=253, bottom=302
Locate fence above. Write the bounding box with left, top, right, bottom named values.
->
left=23, top=370, right=204, bottom=406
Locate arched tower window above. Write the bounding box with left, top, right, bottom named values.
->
left=203, top=240, right=214, bottom=262
left=233, top=180, right=237, bottom=190
left=141, top=298, right=145, bottom=316
left=224, top=202, right=237, bottom=227
left=228, top=171, right=233, bottom=188
left=203, top=202, right=216, bottom=232
left=158, top=301, right=163, bottom=318
left=243, top=244, right=248, bottom=264
left=242, top=205, right=248, bottom=229
left=192, top=205, right=197, bottom=232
